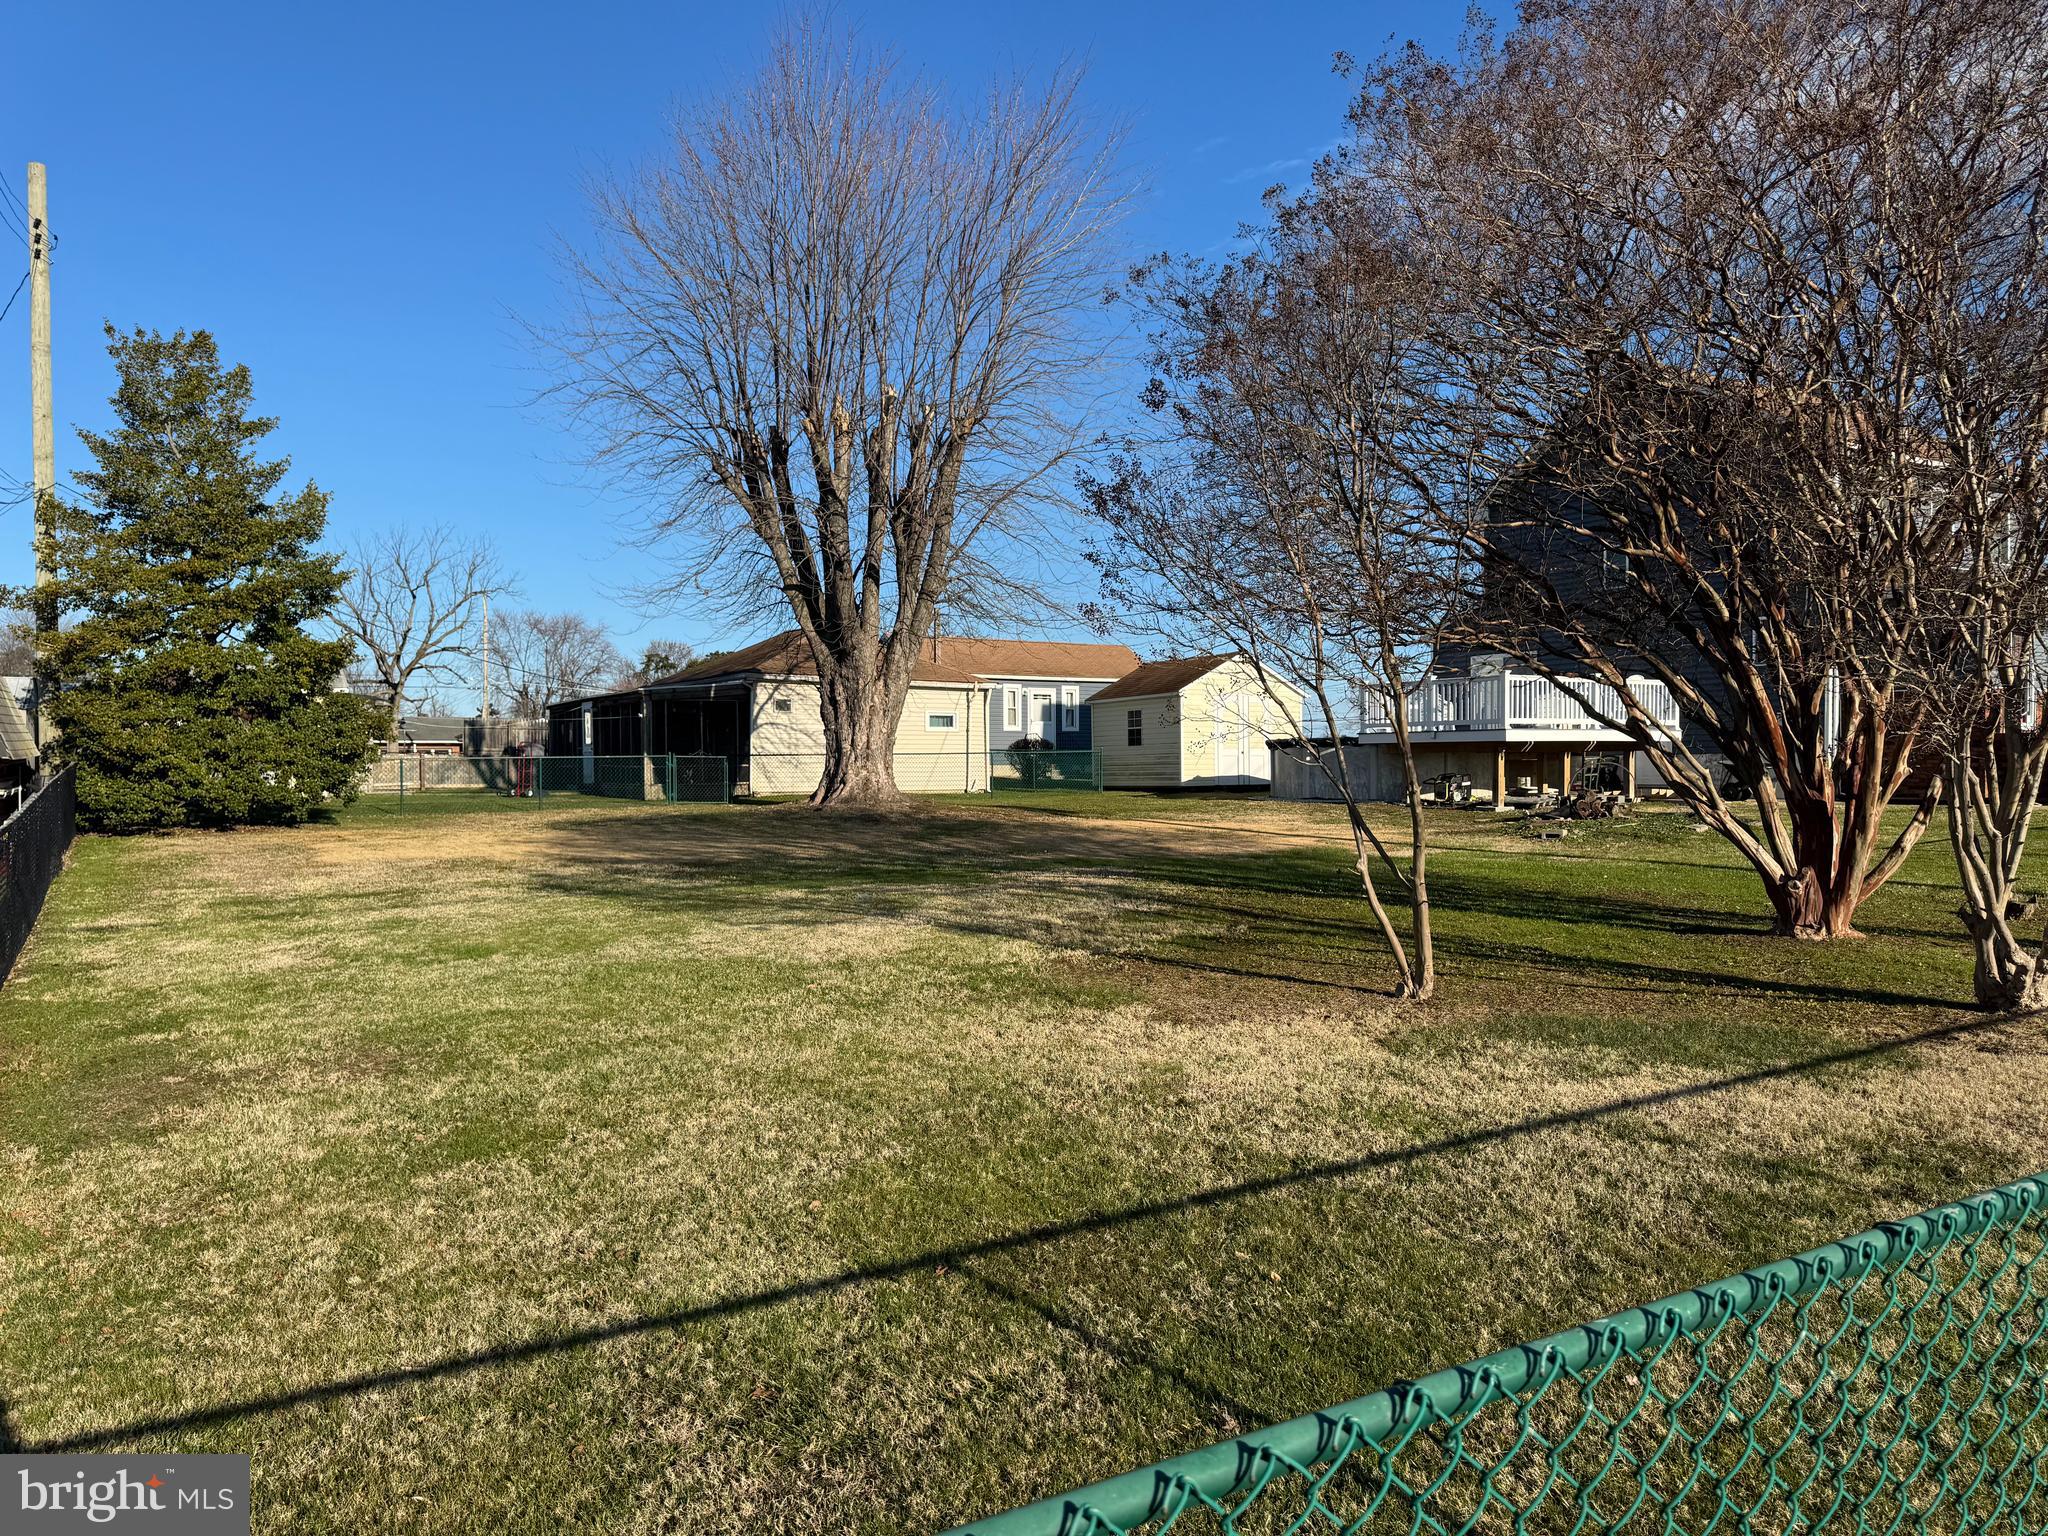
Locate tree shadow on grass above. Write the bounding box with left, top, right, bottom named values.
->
left=16, top=1013, right=2008, bottom=1455
left=522, top=846, right=1963, bottom=1012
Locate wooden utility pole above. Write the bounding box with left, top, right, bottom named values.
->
left=26, top=163, right=54, bottom=751
left=480, top=592, right=491, bottom=724
left=28, top=163, right=52, bottom=630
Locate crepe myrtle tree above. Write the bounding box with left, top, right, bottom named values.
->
left=1343, top=0, right=2045, bottom=938
left=550, top=18, right=1124, bottom=807
left=1087, top=184, right=1475, bottom=1001
left=1919, top=509, right=2048, bottom=1012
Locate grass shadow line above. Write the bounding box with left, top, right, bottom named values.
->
left=18, top=1013, right=2004, bottom=1455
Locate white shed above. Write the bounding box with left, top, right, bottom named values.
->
left=1089, top=655, right=1301, bottom=789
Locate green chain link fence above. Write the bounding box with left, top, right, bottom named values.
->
left=991, top=748, right=1103, bottom=791
left=532, top=753, right=730, bottom=802
left=953, top=1174, right=2048, bottom=1536
left=369, top=754, right=730, bottom=804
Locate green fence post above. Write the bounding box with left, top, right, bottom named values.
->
left=535, top=754, right=545, bottom=803
left=667, top=752, right=676, bottom=803
left=397, top=758, right=405, bottom=806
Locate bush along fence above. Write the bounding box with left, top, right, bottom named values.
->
left=367, top=754, right=730, bottom=804
left=0, top=766, right=77, bottom=983
left=991, top=748, right=1102, bottom=791
left=953, top=1173, right=2048, bottom=1536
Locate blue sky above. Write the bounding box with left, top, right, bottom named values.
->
left=0, top=1, right=1483, bottom=698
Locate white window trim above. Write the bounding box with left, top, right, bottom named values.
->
left=1126, top=707, right=1143, bottom=747
left=1061, top=685, right=1079, bottom=731
left=926, top=711, right=957, bottom=730
left=1003, top=686, right=1020, bottom=732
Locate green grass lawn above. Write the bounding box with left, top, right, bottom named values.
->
left=1, top=789, right=2042, bottom=1532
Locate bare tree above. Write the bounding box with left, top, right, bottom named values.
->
left=1088, top=189, right=1473, bottom=1000
left=615, top=639, right=697, bottom=688
left=1344, top=0, right=2041, bottom=938
left=1888, top=11, right=2048, bottom=1006
left=550, top=19, right=1124, bottom=806
left=489, top=609, right=628, bottom=719
left=332, top=528, right=509, bottom=729
left=1923, top=530, right=2048, bottom=1011
left=0, top=608, right=34, bottom=675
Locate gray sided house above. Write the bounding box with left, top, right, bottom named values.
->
left=1269, top=655, right=1682, bottom=809
left=935, top=637, right=1140, bottom=753
left=0, top=675, right=37, bottom=819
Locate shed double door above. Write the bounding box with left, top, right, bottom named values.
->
left=1213, top=691, right=1263, bottom=783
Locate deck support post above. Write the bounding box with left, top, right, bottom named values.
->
left=1624, top=749, right=1638, bottom=802
left=1561, top=749, right=1574, bottom=797
left=1494, top=747, right=1508, bottom=813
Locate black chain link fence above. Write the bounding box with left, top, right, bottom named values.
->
left=0, top=766, right=76, bottom=983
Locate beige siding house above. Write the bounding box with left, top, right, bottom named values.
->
left=552, top=631, right=1142, bottom=797
left=1090, top=656, right=1303, bottom=789
left=748, top=670, right=990, bottom=795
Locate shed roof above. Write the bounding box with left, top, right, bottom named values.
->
left=1087, top=654, right=1240, bottom=703
left=0, top=692, right=34, bottom=762
left=395, top=715, right=469, bottom=743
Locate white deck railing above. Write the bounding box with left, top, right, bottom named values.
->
left=1357, top=671, right=1679, bottom=738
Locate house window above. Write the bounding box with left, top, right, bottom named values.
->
left=1003, top=687, right=1020, bottom=732
left=926, top=711, right=957, bottom=730
left=1126, top=708, right=1143, bottom=747
left=772, top=697, right=793, bottom=713
left=1061, top=686, right=1079, bottom=731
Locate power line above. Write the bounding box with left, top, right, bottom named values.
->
left=0, top=268, right=26, bottom=325
left=0, top=176, right=26, bottom=243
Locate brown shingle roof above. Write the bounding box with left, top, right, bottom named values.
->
left=653, top=631, right=1139, bottom=689
left=654, top=630, right=980, bottom=686
left=921, top=636, right=1139, bottom=680
left=1087, top=654, right=1238, bottom=703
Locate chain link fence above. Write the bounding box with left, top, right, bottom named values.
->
left=954, top=1173, right=2048, bottom=1535
left=746, top=751, right=988, bottom=796
left=741, top=750, right=1102, bottom=795
left=1, top=766, right=76, bottom=983
left=365, top=754, right=729, bottom=804
left=990, top=748, right=1103, bottom=791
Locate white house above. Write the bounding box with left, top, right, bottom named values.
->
left=1089, top=655, right=1302, bottom=789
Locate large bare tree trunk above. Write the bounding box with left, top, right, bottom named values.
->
left=812, top=661, right=907, bottom=807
